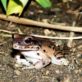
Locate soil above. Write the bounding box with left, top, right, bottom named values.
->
left=0, top=1, right=82, bottom=82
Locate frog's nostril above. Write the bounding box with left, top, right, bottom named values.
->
left=18, top=42, right=21, bottom=44
left=13, top=44, right=18, bottom=48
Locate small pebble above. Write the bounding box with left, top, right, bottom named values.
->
left=77, top=54, right=82, bottom=58
left=14, top=64, right=21, bottom=68
left=42, top=19, right=48, bottom=23
left=44, top=29, right=56, bottom=36
left=14, top=70, right=21, bottom=75
left=46, top=70, right=50, bottom=75
left=55, top=69, right=60, bottom=74
left=74, top=70, right=79, bottom=74
left=0, top=67, right=5, bottom=71
left=0, top=64, right=2, bottom=67
left=68, top=63, right=75, bottom=71
left=44, top=29, right=51, bottom=35
left=62, top=76, right=71, bottom=82
left=74, top=69, right=82, bottom=74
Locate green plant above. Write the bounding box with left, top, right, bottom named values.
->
left=0, top=0, right=52, bottom=16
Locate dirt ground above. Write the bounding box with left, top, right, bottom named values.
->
left=0, top=1, right=82, bottom=82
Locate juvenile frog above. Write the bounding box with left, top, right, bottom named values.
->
left=12, top=34, right=69, bottom=69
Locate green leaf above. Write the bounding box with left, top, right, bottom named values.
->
left=7, top=0, right=23, bottom=16
left=1, top=0, right=7, bottom=11
left=19, top=0, right=29, bottom=6
left=36, top=0, right=52, bottom=8
left=7, top=0, right=29, bottom=16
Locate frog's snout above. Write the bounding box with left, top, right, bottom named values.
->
left=13, top=43, right=19, bottom=49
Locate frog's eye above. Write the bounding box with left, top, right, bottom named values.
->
left=24, top=37, right=32, bottom=44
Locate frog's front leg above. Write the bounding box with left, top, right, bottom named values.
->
left=15, top=55, right=32, bottom=66
left=15, top=55, right=43, bottom=69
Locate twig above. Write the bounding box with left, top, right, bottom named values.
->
left=0, top=34, right=12, bottom=37
left=0, top=29, right=16, bottom=34
left=67, top=21, right=76, bottom=47
left=32, top=34, right=82, bottom=39
left=17, top=28, right=24, bottom=34
left=0, top=14, right=82, bottom=32
left=1, top=33, right=82, bottom=40
left=0, top=52, right=5, bottom=54
left=0, top=41, right=8, bottom=45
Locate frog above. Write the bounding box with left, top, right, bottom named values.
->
left=12, top=34, right=69, bottom=69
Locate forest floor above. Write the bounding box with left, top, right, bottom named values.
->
left=0, top=1, right=82, bottom=82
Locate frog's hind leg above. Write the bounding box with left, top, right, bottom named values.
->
left=51, top=56, right=69, bottom=65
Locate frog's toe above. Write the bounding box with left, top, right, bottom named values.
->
left=51, top=56, right=69, bottom=65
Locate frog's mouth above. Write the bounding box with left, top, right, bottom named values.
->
left=13, top=42, right=40, bottom=51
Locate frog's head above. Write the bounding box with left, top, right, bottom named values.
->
left=12, top=34, right=35, bottom=50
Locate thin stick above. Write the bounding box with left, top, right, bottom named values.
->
left=67, top=21, right=76, bottom=47
left=0, top=29, right=16, bottom=34
left=0, top=41, right=8, bottom=45
left=0, top=14, right=82, bottom=32
left=32, top=34, right=82, bottom=39
left=0, top=34, right=12, bottom=37
left=0, top=52, right=5, bottom=54
left=1, top=33, right=82, bottom=40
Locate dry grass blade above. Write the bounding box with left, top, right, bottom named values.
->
left=0, top=29, right=16, bottom=34
left=67, top=21, right=76, bottom=47
left=32, top=34, right=82, bottom=39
